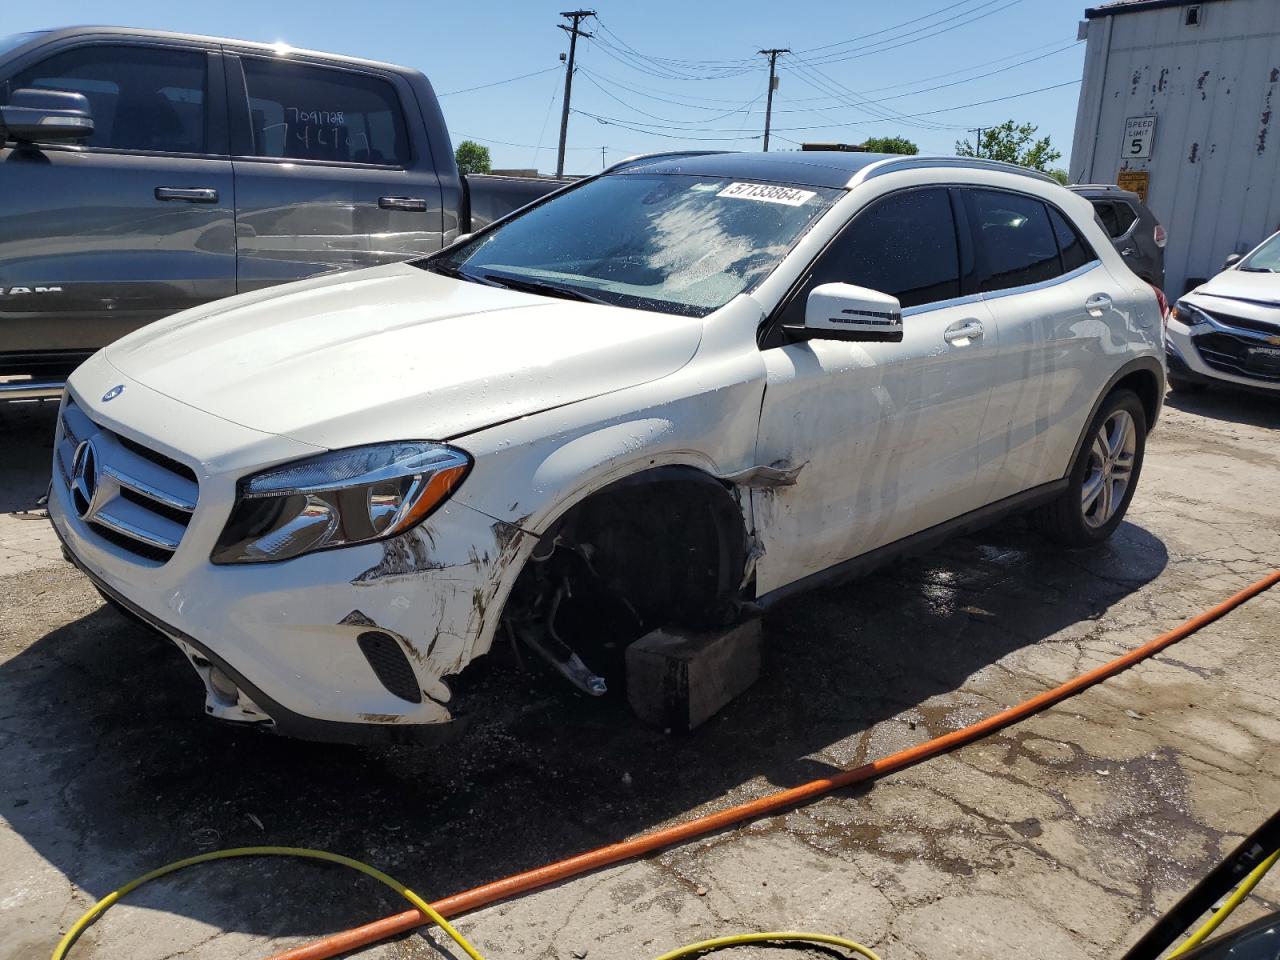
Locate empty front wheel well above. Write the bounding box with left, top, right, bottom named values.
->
left=498, top=467, right=751, bottom=682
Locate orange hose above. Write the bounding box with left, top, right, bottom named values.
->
left=266, top=569, right=1280, bottom=960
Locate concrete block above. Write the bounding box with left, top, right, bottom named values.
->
left=625, top=618, right=763, bottom=731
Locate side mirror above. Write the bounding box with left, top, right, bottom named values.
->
left=1222, top=252, right=1243, bottom=270
left=797, top=282, right=904, bottom=342
left=1, top=88, right=94, bottom=143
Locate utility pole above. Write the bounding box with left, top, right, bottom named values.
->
left=556, top=9, right=595, bottom=178
left=600, top=145, right=607, bottom=169
left=968, top=127, right=987, bottom=158
left=759, top=48, right=789, bottom=152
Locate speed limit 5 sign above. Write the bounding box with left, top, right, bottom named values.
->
left=1123, top=116, right=1156, bottom=159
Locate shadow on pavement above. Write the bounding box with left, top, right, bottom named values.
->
left=0, top=501, right=1169, bottom=946
left=0, top=402, right=58, bottom=512
left=1163, top=386, right=1279, bottom=429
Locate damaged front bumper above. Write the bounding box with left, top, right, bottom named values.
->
left=47, top=417, right=526, bottom=743
left=49, top=492, right=522, bottom=742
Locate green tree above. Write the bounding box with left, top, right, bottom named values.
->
left=954, top=120, right=1061, bottom=172
left=454, top=140, right=491, bottom=175
left=862, top=135, right=919, bottom=155
left=1047, top=168, right=1070, bottom=185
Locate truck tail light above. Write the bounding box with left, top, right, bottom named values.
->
left=1153, top=224, right=1167, bottom=248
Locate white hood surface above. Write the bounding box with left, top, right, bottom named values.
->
left=1193, top=269, right=1280, bottom=308
left=106, top=263, right=703, bottom=448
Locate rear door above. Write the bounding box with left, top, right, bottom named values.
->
left=0, top=39, right=234, bottom=369
left=752, top=186, right=999, bottom=594
left=963, top=187, right=1113, bottom=502
left=224, top=53, right=443, bottom=292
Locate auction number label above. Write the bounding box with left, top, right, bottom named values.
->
left=718, top=182, right=817, bottom=206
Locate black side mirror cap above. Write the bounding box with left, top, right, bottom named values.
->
left=1, top=88, right=94, bottom=143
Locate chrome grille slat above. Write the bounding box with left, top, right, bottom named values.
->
left=92, top=503, right=184, bottom=552
left=55, top=397, right=200, bottom=564
left=100, top=464, right=196, bottom=513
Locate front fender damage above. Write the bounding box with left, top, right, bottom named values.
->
left=337, top=501, right=530, bottom=725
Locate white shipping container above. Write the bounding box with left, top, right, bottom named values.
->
left=1071, top=0, right=1280, bottom=295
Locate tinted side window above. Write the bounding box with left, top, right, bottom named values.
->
left=800, top=188, right=961, bottom=311
left=7, top=45, right=207, bottom=153
left=240, top=59, right=408, bottom=165
left=967, top=189, right=1061, bottom=292
left=1092, top=201, right=1120, bottom=237
left=1049, top=207, right=1095, bottom=272
left=1111, top=201, right=1137, bottom=236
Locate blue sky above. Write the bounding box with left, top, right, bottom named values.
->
left=5, top=0, right=1089, bottom=175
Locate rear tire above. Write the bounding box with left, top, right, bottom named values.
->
left=1030, top=389, right=1147, bottom=547
left=1168, top=375, right=1207, bottom=394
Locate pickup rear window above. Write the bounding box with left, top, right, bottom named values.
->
left=240, top=58, right=409, bottom=166
left=424, top=174, right=841, bottom=317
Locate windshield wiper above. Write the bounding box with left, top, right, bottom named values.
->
left=1239, top=266, right=1275, bottom=273
left=479, top=272, right=608, bottom=304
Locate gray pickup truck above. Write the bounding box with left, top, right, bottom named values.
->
left=0, top=26, right=565, bottom=399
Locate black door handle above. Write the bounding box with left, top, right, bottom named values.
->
left=379, top=196, right=428, bottom=212
left=155, top=186, right=219, bottom=203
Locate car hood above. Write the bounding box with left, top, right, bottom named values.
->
left=105, top=262, right=703, bottom=449
left=1192, top=269, right=1280, bottom=308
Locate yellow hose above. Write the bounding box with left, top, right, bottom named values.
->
left=51, top=845, right=885, bottom=960
left=51, top=846, right=485, bottom=960
left=1167, top=849, right=1279, bottom=958
left=652, top=931, right=883, bottom=960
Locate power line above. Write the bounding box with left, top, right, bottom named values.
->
left=593, top=18, right=759, bottom=71
left=578, top=67, right=767, bottom=112
left=576, top=69, right=761, bottom=126
left=531, top=68, right=564, bottom=169
left=771, top=78, right=1083, bottom=131
left=793, top=0, right=987, bottom=54
left=856, top=36, right=1079, bottom=93
left=571, top=108, right=761, bottom=142
left=437, top=66, right=563, bottom=97
left=782, top=55, right=962, bottom=131
left=570, top=79, right=1081, bottom=137
left=795, top=0, right=1025, bottom=66
left=588, top=35, right=759, bottom=82
left=576, top=37, right=1078, bottom=109
left=456, top=131, right=598, bottom=150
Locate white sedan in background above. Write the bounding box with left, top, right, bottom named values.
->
left=1167, top=229, right=1280, bottom=394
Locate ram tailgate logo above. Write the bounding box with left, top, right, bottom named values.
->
left=1, top=286, right=64, bottom=295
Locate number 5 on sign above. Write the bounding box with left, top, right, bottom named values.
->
left=1124, top=116, right=1156, bottom=159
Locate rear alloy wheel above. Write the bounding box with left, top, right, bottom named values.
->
left=1080, top=408, right=1137, bottom=529
left=1031, top=389, right=1147, bottom=546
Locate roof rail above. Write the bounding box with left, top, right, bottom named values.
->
left=856, top=156, right=1060, bottom=186
left=603, top=150, right=729, bottom=175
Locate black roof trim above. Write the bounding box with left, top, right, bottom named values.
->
left=608, top=150, right=894, bottom=188
left=1084, top=0, right=1226, bottom=20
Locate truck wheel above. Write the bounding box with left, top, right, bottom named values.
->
left=1031, top=389, right=1147, bottom=547
left=1168, top=375, right=1207, bottom=394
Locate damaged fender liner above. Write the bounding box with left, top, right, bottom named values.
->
left=54, top=528, right=463, bottom=746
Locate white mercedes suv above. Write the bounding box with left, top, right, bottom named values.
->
left=48, top=152, right=1165, bottom=742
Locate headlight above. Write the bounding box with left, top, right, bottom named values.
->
left=1170, top=301, right=1210, bottom=328
left=212, top=442, right=471, bottom=564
